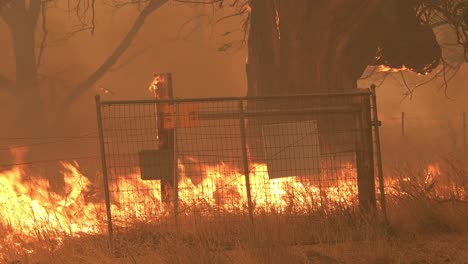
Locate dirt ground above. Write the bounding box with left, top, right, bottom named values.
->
left=113, top=233, right=468, bottom=264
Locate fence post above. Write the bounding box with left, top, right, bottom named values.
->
left=95, top=95, right=114, bottom=251
left=401, top=111, right=405, bottom=144
left=356, top=90, right=377, bottom=211
left=239, top=99, right=254, bottom=223
left=370, top=85, right=388, bottom=225
left=463, top=112, right=466, bottom=151
left=153, top=73, right=174, bottom=204
left=173, top=102, right=179, bottom=226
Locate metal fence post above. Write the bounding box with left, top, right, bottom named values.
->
left=239, top=99, right=254, bottom=223
left=154, top=73, right=174, bottom=204
left=370, top=85, right=388, bottom=225
left=95, top=95, right=114, bottom=251
left=463, top=112, right=466, bottom=151
left=173, top=102, right=179, bottom=226
left=356, top=91, right=377, bottom=211
left=401, top=111, right=405, bottom=144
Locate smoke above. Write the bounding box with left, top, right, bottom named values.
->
left=1, top=1, right=466, bottom=166
left=0, top=2, right=247, bottom=167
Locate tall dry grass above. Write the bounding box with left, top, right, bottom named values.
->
left=1, top=157, right=467, bottom=264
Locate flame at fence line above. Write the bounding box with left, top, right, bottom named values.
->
left=0, top=148, right=361, bottom=243
left=1, top=147, right=462, bottom=252
left=378, top=65, right=408, bottom=73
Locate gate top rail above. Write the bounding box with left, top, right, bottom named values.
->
left=100, top=89, right=372, bottom=106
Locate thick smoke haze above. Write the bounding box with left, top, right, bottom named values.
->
left=0, top=1, right=467, bottom=165
left=0, top=2, right=246, bottom=167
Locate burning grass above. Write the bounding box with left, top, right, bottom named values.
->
left=0, top=150, right=467, bottom=263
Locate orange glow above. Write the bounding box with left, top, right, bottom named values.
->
left=245, top=3, right=251, bottom=13
left=148, top=74, right=164, bottom=95
left=0, top=159, right=103, bottom=242
left=425, top=163, right=440, bottom=184
left=0, top=148, right=359, bottom=246
left=2, top=146, right=465, bottom=257
left=378, top=65, right=408, bottom=73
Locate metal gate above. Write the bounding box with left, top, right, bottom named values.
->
left=95, top=87, right=386, bottom=244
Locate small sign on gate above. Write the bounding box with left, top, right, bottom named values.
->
left=262, top=120, right=321, bottom=179
left=161, top=103, right=200, bottom=129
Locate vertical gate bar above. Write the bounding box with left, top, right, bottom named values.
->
left=95, top=95, right=114, bottom=250
left=239, top=99, right=254, bottom=223
left=463, top=112, right=466, bottom=151
left=173, top=102, right=179, bottom=226
left=155, top=73, right=174, bottom=204
left=370, top=85, right=388, bottom=224
left=356, top=91, right=376, bottom=210
left=401, top=112, right=405, bottom=144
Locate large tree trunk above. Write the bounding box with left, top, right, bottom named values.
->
left=245, top=0, right=279, bottom=163
left=278, top=0, right=384, bottom=94
left=10, top=22, right=41, bottom=114
left=0, top=1, right=66, bottom=189
left=246, top=0, right=279, bottom=97
left=246, top=0, right=390, bottom=210
left=2, top=0, right=43, bottom=120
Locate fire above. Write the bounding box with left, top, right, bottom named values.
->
left=244, top=3, right=251, bottom=13
left=378, top=65, right=408, bottom=73
left=376, top=64, right=429, bottom=75
left=385, top=162, right=466, bottom=200
left=0, top=148, right=361, bottom=247
left=425, top=163, right=441, bottom=185
left=148, top=74, right=164, bottom=94
left=3, top=145, right=464, bottom=257
left=0, top=160, right=103, bottom=242
left=1, top=145, right=464, bottom=260
left=104, top=161, right=358, bottom=224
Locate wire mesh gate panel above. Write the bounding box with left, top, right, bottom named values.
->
left=95, top=90, right=383, bottom=240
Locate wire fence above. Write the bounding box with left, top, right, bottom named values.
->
left=0, top=131, right=99, bottom=167
left=96, top=90, right=384, bottom=241
left=380, top=111, right=467, bottom=159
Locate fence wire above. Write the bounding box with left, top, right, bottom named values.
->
left=96, top=91, right=379, bottom=236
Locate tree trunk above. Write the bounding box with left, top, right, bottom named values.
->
left=246, top=0, right=389, bottom=210
left=3, top=0, right=42, bottom=118
left=278, top=0, right=384, bottom=95
left=246, top=0, right=279, bottom=97
left=245, top=0, right=279, bottom=163
left=10, top=22, right=41, bottom=114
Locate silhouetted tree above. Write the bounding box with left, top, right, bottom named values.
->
left=0, top=0, right=168, bottom=119
left=246, top=0, right=468, bottom=97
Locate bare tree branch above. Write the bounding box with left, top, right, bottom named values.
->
left=37, top=0, right=48, bottom=69
left=0, top=0, right=13, bottom=13
left=29, top=0, right=41, bottom=26
left=91, top=0, right=95, bottom=34
left=1, top=0, right=25, bottom=25
left=62, top=0, right=169, bottom=108
left=109, top=37, right=179, bottom=72
left=173, top=0, right=223, bottom=4
left=399, top=71, right=414, bottom=99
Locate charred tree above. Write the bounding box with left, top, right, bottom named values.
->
left=247, top=0, right=441, bottom=96
left=1, top=1, right=41, bottom=115
left=246, top=0, right=279, bottom=97
left=0, top=0, right=168, bottom=189
left=245, top=0, right=442, bottom=210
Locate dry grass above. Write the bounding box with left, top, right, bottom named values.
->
left=2, top=158, right=468, bottom=264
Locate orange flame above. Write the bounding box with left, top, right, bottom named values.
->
left=1, top=146, right=464, bottom=260
left=148, top=75, right=164, bottom=95
left=0, top=152, right=360, bottom=242
left=378, top=65, right=408, bottom=73
left=0, top=147, right=363, bottom=256
left=0, top=160, right=103, bottom=243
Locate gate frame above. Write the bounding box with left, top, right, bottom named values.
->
left=95, top=87, right=387, bottom=249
